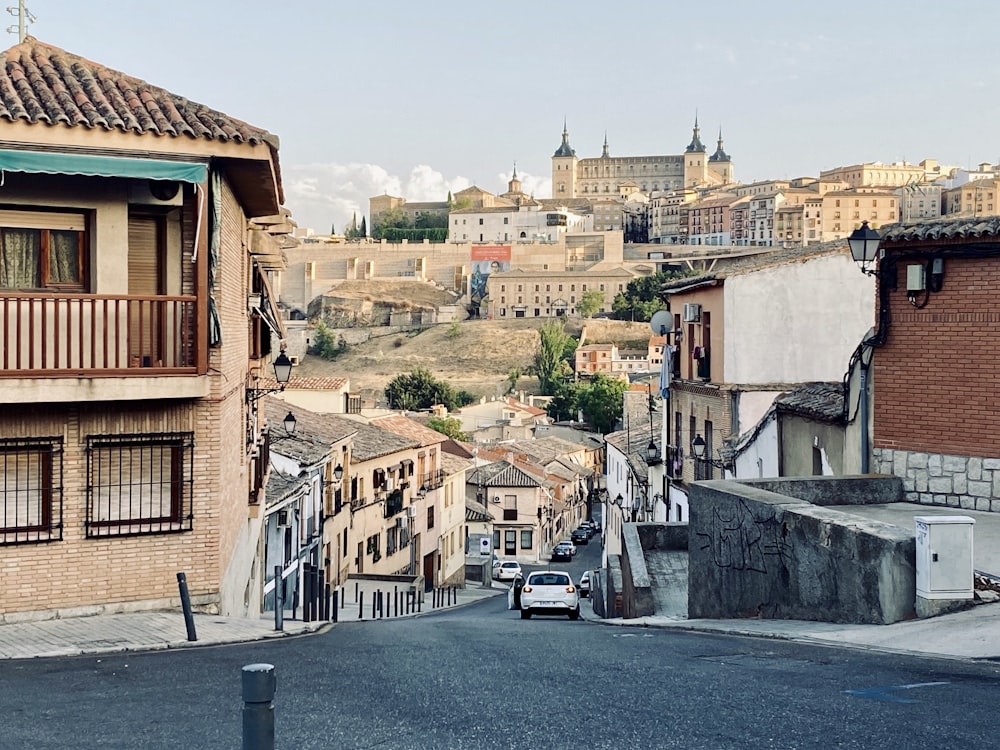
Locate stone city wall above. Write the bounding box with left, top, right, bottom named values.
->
left=873, top=448, right=1000, bottom=513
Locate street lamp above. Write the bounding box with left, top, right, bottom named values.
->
left=847, top=220, right=882, bottom=276
left=691, top=434, right=735, bottom=474
left=246, top=351, right=294, bottom=402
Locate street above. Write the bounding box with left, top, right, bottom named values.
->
left=1, top=537, right=998, bottom=750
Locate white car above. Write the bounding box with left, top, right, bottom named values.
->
left=493, top=560, right=523, bottom=581
left=519, top=570, right=580, bottom=620
left=579, top=570, right=591, bottom=598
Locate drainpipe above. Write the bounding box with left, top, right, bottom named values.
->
left=860, top=357, right=870, bottom=474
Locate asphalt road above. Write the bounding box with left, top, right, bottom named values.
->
left=2, top=538, right=999, bottom=749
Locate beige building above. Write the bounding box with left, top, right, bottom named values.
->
left=942, top=179, right=1000, bottom=217
left=819, top=188, right=898, bottom=241
left=551, top=119, right=734, bottom=200
left=819, top=160, right=946, bottom=189
left=0, top=37, right=288, bottom=619
left=486, top=265, right=642, bottom=319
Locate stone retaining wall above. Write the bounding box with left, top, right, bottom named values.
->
left=873, top=448, right=1000, bottom=513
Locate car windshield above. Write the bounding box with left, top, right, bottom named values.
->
left=529, top=573, right=570, bottom=586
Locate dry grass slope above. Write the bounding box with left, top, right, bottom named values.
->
left=294, top=316, right=654, bottom=405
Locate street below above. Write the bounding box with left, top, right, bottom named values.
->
left=2, top=539, right=998, bottom=749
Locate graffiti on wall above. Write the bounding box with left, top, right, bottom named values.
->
left=695, top=499, right=792, bottom=573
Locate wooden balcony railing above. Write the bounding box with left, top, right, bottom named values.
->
left=0, top=293, right=200, bottom=377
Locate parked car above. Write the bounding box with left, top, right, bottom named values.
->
left=551, top=543, right=573, bottom=563
left=579, top=570, right=591, bottom=598
left=493, top=560, right=523, bottom=581
left=571, top=527, right=590, bottom=545
left=561, top=539, right=577, bottom=556
left=519, top=570, right=580, bottom=620
left=579, top=522, right=596, bottom=539
left=506, top=574, right=526, bottom=610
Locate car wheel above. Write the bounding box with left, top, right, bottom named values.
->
left=520, top=609, right=531, bottom=619
left=568, top=608, right=580, bottom=620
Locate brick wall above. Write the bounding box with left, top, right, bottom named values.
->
left=873, top=254, right=1000, bottom=458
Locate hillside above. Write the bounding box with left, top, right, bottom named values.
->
left=293, top=317, right=654, bottom=405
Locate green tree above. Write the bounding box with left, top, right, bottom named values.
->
left=312, top=321, right=347, bottom=360
left=576, top=373, right=628, bottom=434
left=359, top=215, right=367, bottom=237
left=330, top=222, right=335, bottom=235
left=427, top=416, right=467, bottom=441
left=534, top=320, right=573, bottom=395
left=507, top=368, right=521, bottom=394
left=576, top=289, right=605, bottom=318
left=545, top=381, right=581, bottom=422
left=385, top=368, right=462, bottom=410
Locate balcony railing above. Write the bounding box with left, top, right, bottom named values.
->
left=420, top=469, right=446, bottom=492
left=0, top=293, right=200, bottom=377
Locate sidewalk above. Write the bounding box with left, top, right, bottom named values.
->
left=0, top=581, right=504, bottom=660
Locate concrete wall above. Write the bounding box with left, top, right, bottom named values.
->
left=688, top=478, right=915, bottom=624
left=619, top=524, right=654, bottom=618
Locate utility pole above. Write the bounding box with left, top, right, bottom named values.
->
left=6, top=1, right=35, bottom=43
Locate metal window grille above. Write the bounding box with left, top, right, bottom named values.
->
left=86, top=432, right=194, bottom=538
left=0, top=436, right=63, bottom=545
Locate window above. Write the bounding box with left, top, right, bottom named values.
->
left=86, top=432, right=194, bottom=537
left=0, top=209, right=87, bottom=290
left=479, top=218, right=484, bottom=225
left=503, top=494, right=517, bottom=521
left=1, top=436, right=63, bottom=545
left=427, top=505, right=435, bottom=529
left=520, top=529, right=533, bottom=549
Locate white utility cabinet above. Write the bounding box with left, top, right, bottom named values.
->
left=914, top=515, right=975, bottom=599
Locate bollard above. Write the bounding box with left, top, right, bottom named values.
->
left=417, top=590, right=422, bottom=613
left=378, top=590, right=384, bottom=619
left=176, top=572, right=197, bottom=642
left=371, top=591, right=376, bottom=619
left=354, top=580, right=359, bottom=603
left=332, top=588, right=339, bottom=623
left=394, top=586, right=399, bottom=617
left=303, top=564, right=313, bottom=623
left=450, top=586, right=455, bottom=606
left=319, top=570, right=328, bottom=620
left=359, top=591, right=364, bottom=620
left=273, top=566, right=283, bottom=632
left=323, top=581, right=331, bottom=621
left=242, top=663, right=275, bottom=750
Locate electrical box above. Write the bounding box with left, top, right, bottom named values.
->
left=915, top=515, right=974, bottom=600
left=906, top=264, right=926, bottom=292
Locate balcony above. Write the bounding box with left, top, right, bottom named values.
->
left=0, top=292, right=207, bottom=403
left=420, top=469, right=446, bottom=492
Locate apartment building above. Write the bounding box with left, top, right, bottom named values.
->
left=486, top=266, right=639, bottom=319
left=819, top=188, right=898, bottom=241
left=942, top=179, right=1000, bottom=217
left=0, top=37, right=288, bottom=618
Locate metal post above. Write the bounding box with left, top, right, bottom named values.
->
left=242, top=663, right=275, bottom=750
left=273, top=566, right=283, bottom=632
left=302, top=564, right=313, bottom=623
left=371, top=591, right=376, bottom=619
left=355, top=580, right=359, bottom=602
left=394, top=586, right=399, bottom=617
left=332, top=588, right=339, bottom=623
left=322, top=578, right=330, bottom=621
left=176, top=572, right=197, bottom=642
left=358, top=591, right=364, bottom=620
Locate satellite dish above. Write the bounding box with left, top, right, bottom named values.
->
left=649, top=310, right=672, bottom=336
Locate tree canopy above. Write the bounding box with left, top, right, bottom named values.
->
left=534, top=320, right=574, bottom=395
left=612, top=270, right=690, bottom=322
left=384, top=368, right=474, bottom=411
left=576, top=289, right=605, bottom=318
left=427, top=416, right=467, bottom=441
left=576, top=373, right=628, bottom=434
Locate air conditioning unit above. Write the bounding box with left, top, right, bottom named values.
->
left=491, top=496, right=501, bottom=504
left=288, top=355, right=300, bottom=366
left=406, top=505, right=417, bottom=519
left=276, top=509, right=291, bottom=527
left=128, top=179, right=184, bottom=206
left=683, top=303, right=702, bottom=323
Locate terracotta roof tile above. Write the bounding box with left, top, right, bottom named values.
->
left=371, top=414, right=448, bottom=448
left=0, top=37, right=277, bottom=148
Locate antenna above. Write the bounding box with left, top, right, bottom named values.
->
left=6, top=1, right=35, bottom=42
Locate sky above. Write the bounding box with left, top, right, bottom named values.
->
left=16, top=1, right=1000, bottom=234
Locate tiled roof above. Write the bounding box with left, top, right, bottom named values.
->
left=879, top=216, right=1000, bottom=243
left=660, top=239, right=851, bottom=292
left=440, top=452, right=471, bottom=477
left=264, top=400, right=357, bottom=465
left=468, top=460, right=540, bottom=489
left=284, top=377, right=349, bottom=391
left=349, top=421, right=420, bottom=462
left=774, top=382, right=844, bottom=423
left=371, top=414, right=448, bottom=448
left=265, top=469, right=305, bottom=507
left=0, top=37, right=278, bottom=149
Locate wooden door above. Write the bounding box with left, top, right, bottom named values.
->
left=127, top=216, right=164, bottom=366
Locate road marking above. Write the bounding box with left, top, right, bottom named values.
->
left=611, top=633, right=655, bottom=638
left=844, top=681, right=950, bottom=703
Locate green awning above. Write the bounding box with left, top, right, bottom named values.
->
left=0, top=149, right=208, bottom=183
